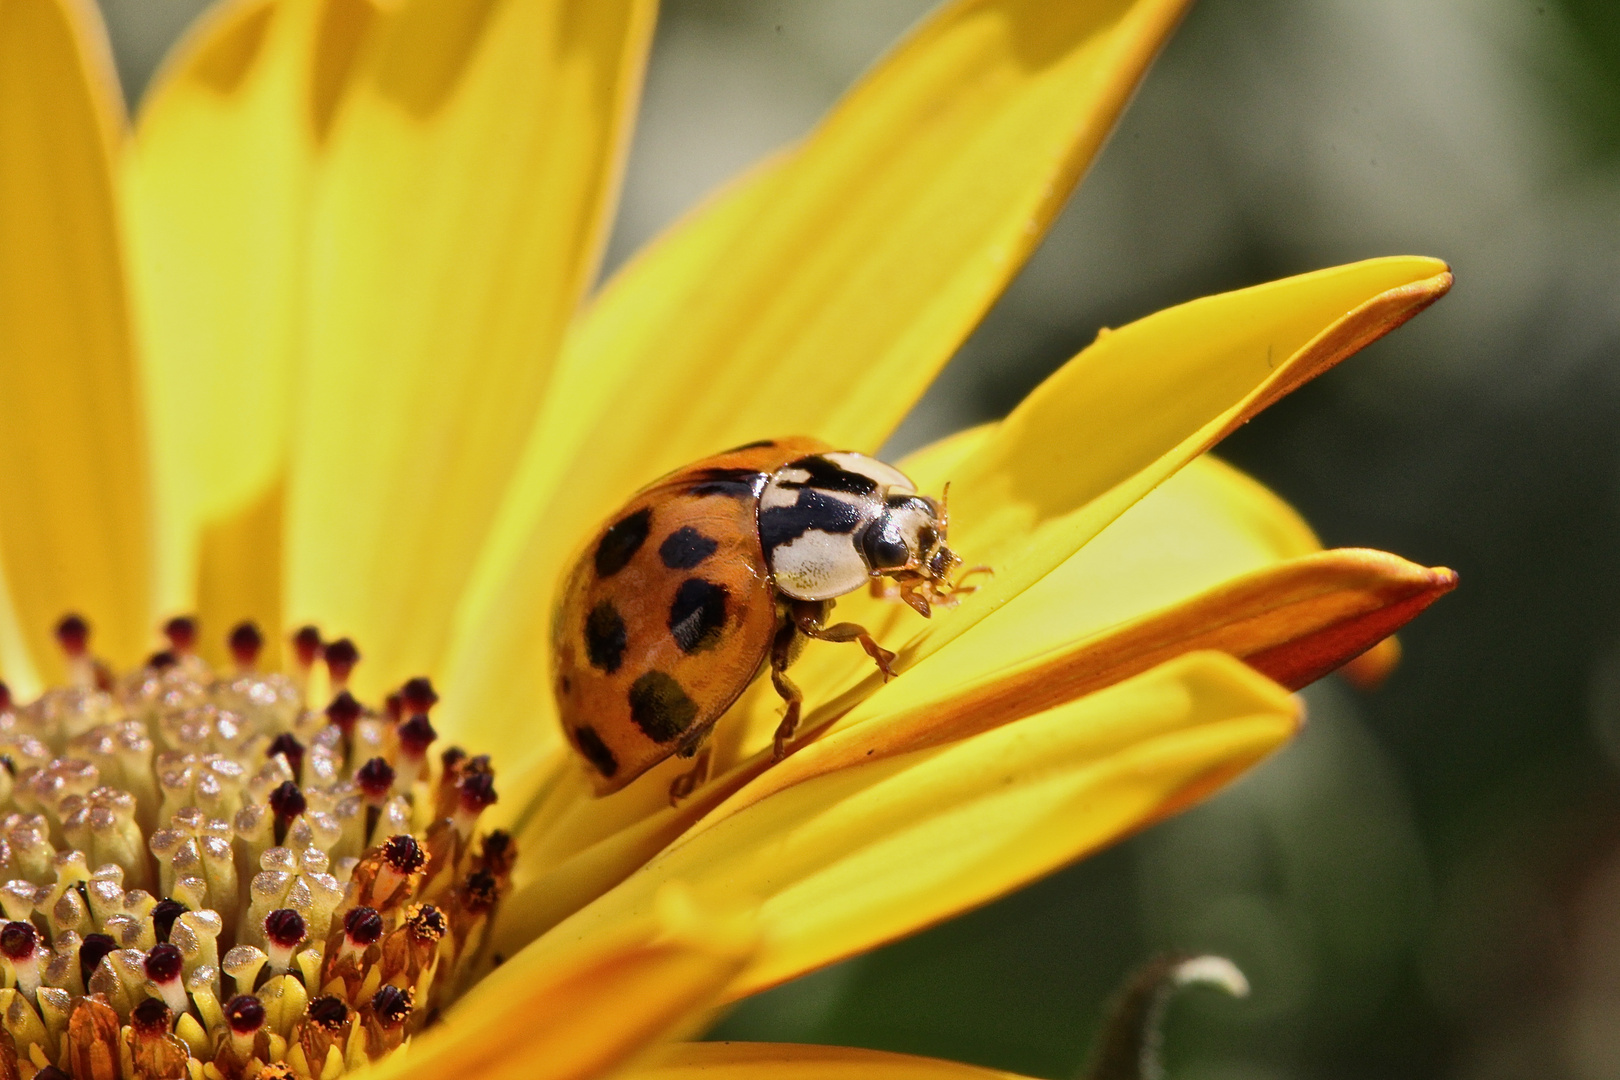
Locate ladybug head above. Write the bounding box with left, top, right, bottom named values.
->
left=859, top=493, right=960, bottom=584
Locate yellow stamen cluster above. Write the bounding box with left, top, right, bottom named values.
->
left=0, top=618, right=511, bottom=1080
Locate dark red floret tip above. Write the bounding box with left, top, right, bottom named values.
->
left=440, top=746, right=467, bottom=771
left=458, top=769, right=498, bottom=811
left=263, top=908, right=306, bottom=949
left=55, top=614, right=89, bottom=654
left=397, top=714, right=436, bottom=756
left=151, top=898, right=187, bottom=944
left=268, top=780, right=306, bottom=823
left=401, top=676, right=438, bottom=713
left=326, top=690, right=362, bottom=732
left=370, top=985, right=412, bottom=1026
left=229, top=620, right=264, bottom=663
left=384, top=692, right=403, bottom=722
left=163, top=616, right=197, bottom=651
left=266, top=733, right=305, bottom=778
left=0, top=921, right=35, bottom=960
left=225, top=993, right=266, bottom=1033
left=34, top=1067, right=69, bottom=1080
left=343, top=906, right=384, bottom=946
left=292, top=625, right=323, bottom=666
left=462, top=868, right=498, bottom=916
left=307, top=995, right=350, bottom=1032
left=407, top=904, right=447, bottom=941
left=381, top=834, right=426, bottom=874
left=324, top=637, right=359, bottom=676
left=144, top=942, right=183, bottom=983
left=131, top=997, right=171, bottom=1034
left=355, top=757, right=395, bottom=799
left=79, top=933, right=116, bottom=987
left=0, top=682, right=14, bottom=712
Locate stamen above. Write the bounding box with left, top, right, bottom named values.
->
left=162, top=616, right=197, bottom=656
left=266, top=732, right=305, bottom=782
left=324, top=638, right=360, bottom=690
left=1, top=920, right=40, bottom=999
left=223, top=992, right=265, bottom=1057
left=150, top=898, right=186, bottom=943
left=0, top=616, right=514, bottom=1076
left=228, top=621, right=264, bottom=671
left=143, top=942, right=188, bottom=1016
left=401, top=677, right=438, bottom=715
left=130, top=997, right=170, bottom=1036
left=263, top=908, right=306, bottom=975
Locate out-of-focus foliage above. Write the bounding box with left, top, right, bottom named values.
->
left=97, top=1, right=1620, bottom=1078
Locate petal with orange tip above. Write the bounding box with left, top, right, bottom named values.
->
left=364, top=884, right=755, bottom=1080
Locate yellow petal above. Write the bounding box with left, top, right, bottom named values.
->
left=625, top=1042, right=1038, bottom=1080
left=724, top=549, right=1452, bottom=825
left=365, top=884, right=755, bottom=1080
left=500, top=652, right=1297, bottom=998
left=901, top=257, right=1453, bottom=669
left=0, top=0, right=151, bottom=678
left=128, top=0, right=376, bottom=663
left=285, top=0, right=656, bottom=693
left=442, top=0, right=1191, bottom=750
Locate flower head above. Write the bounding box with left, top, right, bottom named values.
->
left=0, top=0, right=1454, bottom=1075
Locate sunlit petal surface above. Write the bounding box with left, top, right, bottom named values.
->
left=287, top=0, right=655, bottom=697
left=0, top=0, right=151, bottom=683
left=129, top=0, right=375, bottom=663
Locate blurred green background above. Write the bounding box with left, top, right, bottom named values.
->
left=98, top=1, right=1620, bottom=1077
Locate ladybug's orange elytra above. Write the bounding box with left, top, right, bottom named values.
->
left=551, top=437, right=969, bottom=799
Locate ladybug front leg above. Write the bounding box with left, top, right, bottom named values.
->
left=770, top=617, right=805, bottom=761
left=790, top=599, right=897, bottom=680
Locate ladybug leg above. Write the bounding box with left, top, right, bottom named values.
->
left=770, top=620, right=805, bottom=761
left=790, top=599, right=897, bottom=680
left=668, top=744, right=712, bottom=805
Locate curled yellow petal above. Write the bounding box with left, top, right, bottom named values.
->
left=287, top=0, right=655, bottom=695
left=0, top=0, right=151, bottom=679
left=508, top=652, right=1297, bottom=999
left=625, top=1042, right=1039, bottom=1080
left=441, top=0, right=1193, bottom=750
left=366, top=884, right=755, bottom=1080
left=901, top=257, right=1453, bottom=669
left=129, top=0, right=375, bottom=663
left=726, top=549, right=1452, bottom=825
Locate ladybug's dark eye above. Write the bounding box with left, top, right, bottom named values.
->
left=860, top=519, right=911, bottom=570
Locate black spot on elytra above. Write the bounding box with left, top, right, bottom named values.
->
left=668, top=579, right=728, bottom=653
left=726, top=439, right=776, bottom=452
left=759, top=488, right=863, bottom=552
left=687, top=467, right=767, bottom=499
left=595, top=508, right=650, bottom=577
left=584, top=602, right=628, bottom=673
left=659, top=527, right=719, bottom=570
left=778, top=455, right=879, bottom=496
left=573, top=725, right=618, bottom=777
left=629, top=672, right=698, bottom=743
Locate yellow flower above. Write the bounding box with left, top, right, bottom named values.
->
left=0, top=0, right=1456, bottom=1075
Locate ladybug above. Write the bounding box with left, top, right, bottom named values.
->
left=552, top=437, right=968, bottom=798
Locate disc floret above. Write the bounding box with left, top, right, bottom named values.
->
left=0, top=616, right=512, bottom=1078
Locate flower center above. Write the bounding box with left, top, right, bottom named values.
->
left=0, top=615, right=511, bottom=1078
